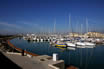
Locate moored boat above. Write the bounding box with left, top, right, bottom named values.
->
left=76, top=42, right=86, bottom=46
left=84, top=42, right=95, bottom=46
left=55, top=41, right=66, bottom=47
left=65, top=41, right=76, bottom=47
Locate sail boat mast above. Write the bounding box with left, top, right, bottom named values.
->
left=69, top=15, right=72, bottom=33
left=54, top=18, right=56, bottom=34
left=86, top=17, right=88, bottom=33
left=81, top=24, right=83, bottom=36
left=69, top=14, right=73, bottom=37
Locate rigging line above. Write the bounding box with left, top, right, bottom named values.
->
left=69, top=14, right=71, bottom=33
left=53, top=18, right=56, bottom=34
left=86, top=17, right=88, bottom=33
left=69, top=14, right=73, bottom=34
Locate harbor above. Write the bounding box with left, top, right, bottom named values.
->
left=10, top=34, right=104, bottom=69
left=1, top=34, right=104, bottom=69
left=0, top=0, right=104, bottom=69
left=0, top=35, right=66, bottom=69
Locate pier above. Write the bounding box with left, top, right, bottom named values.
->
left=1, top=34, right=104, bottom=69
left=0, top=35, right=66, bottom=69
left=7, top=40, right=65, bottom=69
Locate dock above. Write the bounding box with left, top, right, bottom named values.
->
left=0, top=35, right=79, bottom=69
left=0, top=36, right=65, bottom=69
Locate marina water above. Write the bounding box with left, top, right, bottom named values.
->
left=10, top=38, right=104, bottom=69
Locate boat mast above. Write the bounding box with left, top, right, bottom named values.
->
left=86, top=17, right=88, bottom=33
left=81, top=24, right=83, bottom=37
left=54, top=18, right=56, bottom=34
left=69, top=14, right=73, bottom=37
left=69, top=15, right=71, bottom=33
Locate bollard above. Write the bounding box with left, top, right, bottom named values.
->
left=25, top=49, right=27, bottom=56
left=53, top=53, right=58, bottom=61
left=21, top=49, right=24, bottom=56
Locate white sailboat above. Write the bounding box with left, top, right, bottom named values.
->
left=40, top=38, right=43, bottom=42
left=84, top=42, right=95, bottom=46
left=84, top=45, right=95, bottom=48
left=66, top=14, right=76, bottom=47
left=84, top=18, right=96, bottom=46
left=67, top=46, right=76, bottom=50
left=76, top=42, right=86, bottom=46
left=76, top=24, right=86, bottom=46
left=77, top=45, right=86, bottom=48
left=66, top=41, right=76, bottom=47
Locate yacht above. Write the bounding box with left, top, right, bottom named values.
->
left=76, top=42, right=86, bottom=46
left=65, top=41, right=76, bottom=47
left=84, top=42, right=95, bottom=46
left=67, top=47, right=76, bottom=50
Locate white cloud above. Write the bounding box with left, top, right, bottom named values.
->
left=0, top=22, right=23, bottom=29
left=17, top=21, right=39, bottom=26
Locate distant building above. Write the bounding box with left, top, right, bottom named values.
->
left=69, top=33, right=81, bottom=37
left=69, top=32, right=104, bottom=38
left=84, top=32, right=104, bottom=38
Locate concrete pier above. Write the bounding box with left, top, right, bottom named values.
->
left=1, top=40, right=65, bottom=69
left=32, top=55, right=65, bottom=69
left=2, top=51, right=65, bottom=69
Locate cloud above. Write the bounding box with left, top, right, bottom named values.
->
left=0, top=22, right=24, bottom=30
left=0, top=21, right=43, bottom=34
left=0, top=22, right=23, bottom=29
left=0, top=21, right=45, bottom=33
left=23, top=22, right=39, bottom=27
left=17, top=21, right=39, bottom=26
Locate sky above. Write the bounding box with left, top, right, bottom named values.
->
left=0, top=0, right=104, bottom=34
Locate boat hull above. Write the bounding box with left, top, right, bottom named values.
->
left=55, top=44, right=66, bottom=47
left=66, top=43, right=76, bottom=47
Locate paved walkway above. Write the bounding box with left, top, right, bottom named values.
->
left=0, top=51, right=22, bottom=69
left=2, top=52, right=48, bottom=69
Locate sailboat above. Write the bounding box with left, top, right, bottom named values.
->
left=84, top=18, right=96, bottom=46
left=50, top=18, right=66, bottom=47
left=67, top=46, right=76, bottom=50
left=66, top=14, right=76, bottom=47
left=84, top=42, right=95, bottom=46
left=66, top=41, right=76, bottom=47
left=75, top=24, right=86, bottom=46
left=76, top=41, right=86, bottom=46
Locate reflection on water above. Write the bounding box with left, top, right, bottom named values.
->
left=10, top=38, right=104, bottom=69
left=55, top=47, right=67, bottom=51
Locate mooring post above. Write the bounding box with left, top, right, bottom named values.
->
left=21, top=49, right=24, bottom=56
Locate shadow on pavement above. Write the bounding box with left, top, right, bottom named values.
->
left=0, top=52, right=22, bottom=69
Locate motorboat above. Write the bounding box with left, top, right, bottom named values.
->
left=67, top=47, right=76, bottom=50
left=55, top=41, right=66, bottom=47
left=84, top=42, right=95, bottom=46
left=76, top=42, right=86, bottom=46
left=65, top=41, right=76, bottom=47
